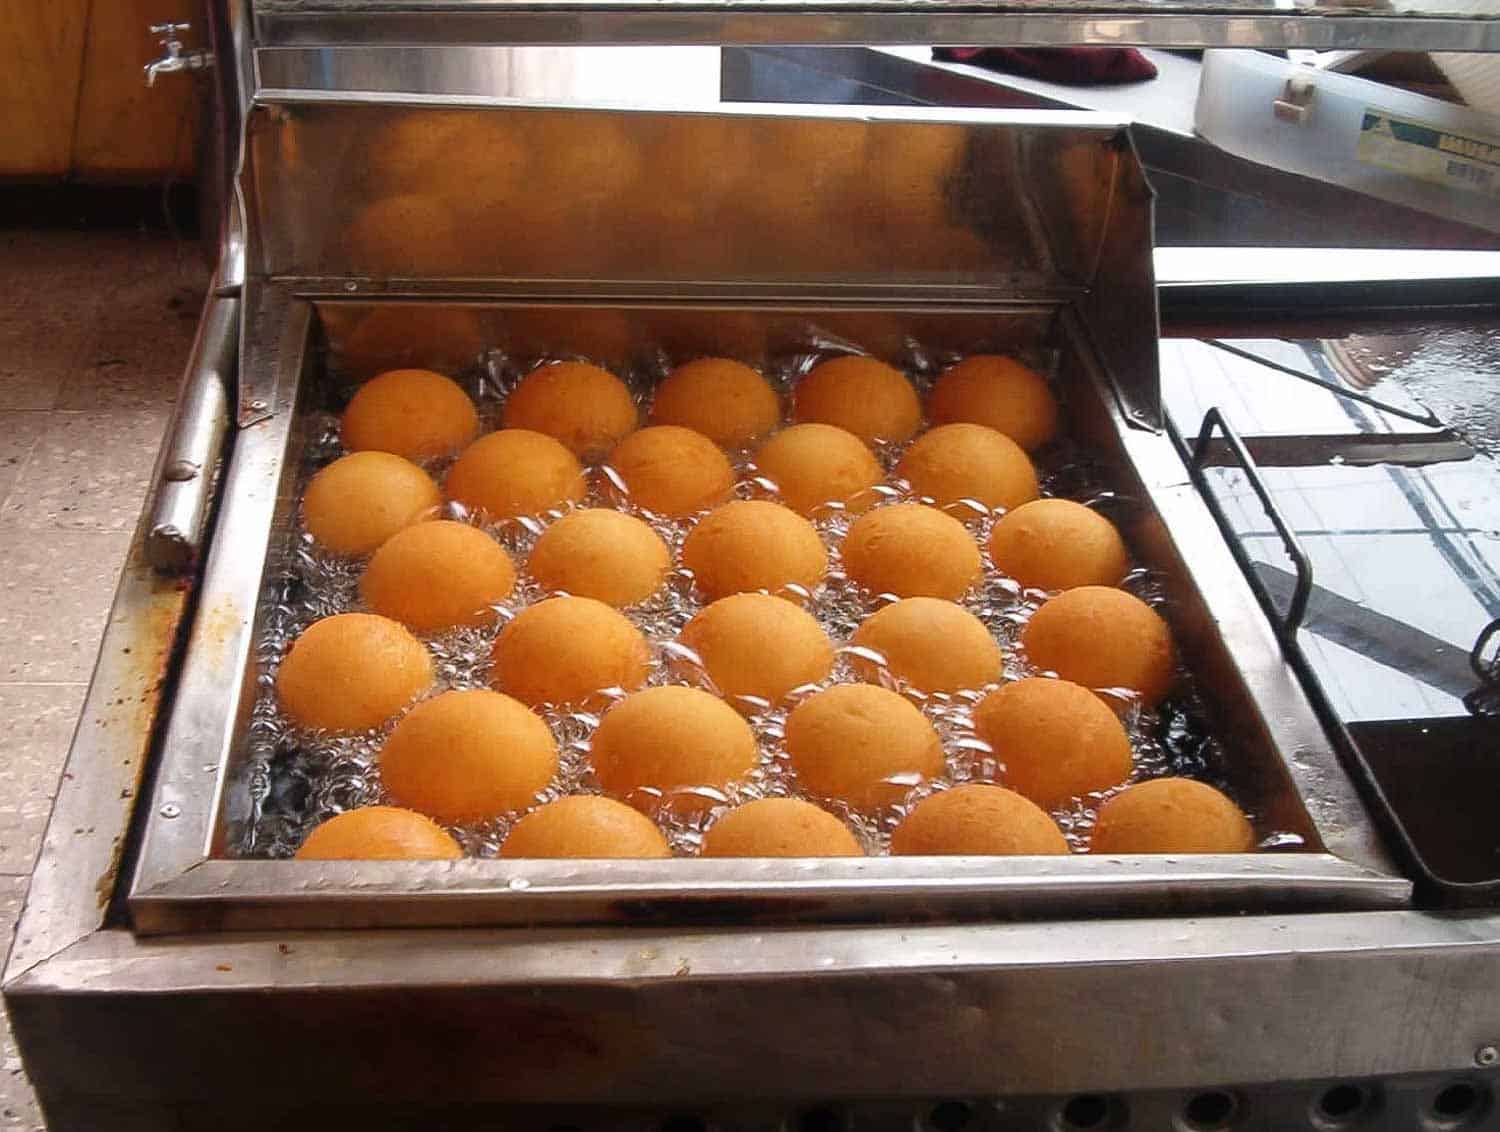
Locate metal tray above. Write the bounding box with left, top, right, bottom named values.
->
left=123, top=294, right=1405, bottom=933
left=124, top=100, right=1403, bottom=932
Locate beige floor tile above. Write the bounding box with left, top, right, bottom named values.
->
left=0, top=875, right=43, bottom=1130
left=0, top=530, right=133, bottom=682
left=0, top=410, right=167, bottom=531
left=0, top=314, right=88, bottom=414
left=55, top=265, right=206, bottom=412
left=0, top=416, right=47, bottom=511
left=0, top=685, right=85, bottom=876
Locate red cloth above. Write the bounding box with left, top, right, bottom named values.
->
left=934, top=46, right=1158, bottom=86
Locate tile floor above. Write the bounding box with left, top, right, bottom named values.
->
left=0, top=228, right=206, bottom=1130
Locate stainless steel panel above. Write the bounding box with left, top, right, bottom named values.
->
left=239, top=99, right=1161, bottom=423
left=11, top=911, right=1500, bottom=1110
left=250, top=0, right=1500, bottom=53
left=257, top=44, right=726, bottom=103
left=242, top=99, right=1115, bottom=290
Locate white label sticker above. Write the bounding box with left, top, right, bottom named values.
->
left=1358, top=110, right=1500, bottom=199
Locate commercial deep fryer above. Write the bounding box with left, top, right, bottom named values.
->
left=8, top=3, right=1500, bottom=1129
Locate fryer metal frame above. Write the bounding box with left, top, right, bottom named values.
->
left=250, top=0, right=1500, bottom=52
left=122, top=286, right=1405, bottom=935
left=116, top=97, right=1407, bottom=934
left=6, top=411, right=1494, bottom=1124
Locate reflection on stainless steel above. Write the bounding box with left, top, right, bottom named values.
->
left=243, top=98, right=1161, bottom=425
left=1256, top=562, right=1480, bottom=698
left=1344, top=326, right=1500, bottom=457
left=1194, top=432, right=1474, bottom=468
left=723, top=46, right=1500, bottom=251
left=259, top=44, right=725, bottom=102
left=1207, top=337, right=1444, bottom=428
left=251, top=0, right=1500, bottom=52
left=1167, top=323, right=1500, bottom=899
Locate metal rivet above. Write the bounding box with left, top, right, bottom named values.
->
left=248, top=399, right=268, bottom=412
left=1475, top=1045, right=1498, bottom=1067
left=159, top=803, right=181, bottom=819
left=164, top=459, right=199, bottom=482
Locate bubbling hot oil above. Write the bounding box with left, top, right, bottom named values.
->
left=234, top=334, right=1256, bottom=860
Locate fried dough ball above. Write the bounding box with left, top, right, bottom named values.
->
left=1021, top=586, right=1176, bottom=706
left=277, top=613, right=432, bottom=732
left=591, top=686, right=759, bottom=807
left=608, top=426, right=735, bottom=517
left=303, top=452, right=441, bottom=557
left=527, top=509, right=670, bottom=608
left=341, top=369, right=479, bottom=461
left=359, top=521, right=515, bottom=633
left=651, top=357, right=780, bottom=448
left=793, top=355, right=921, bottom=446
left=927, top=355, right=1060, bottom=451
left=842, top=503, right=982, bottom=600
left=850, top=598, right=1002, bottom=695
left=503, top=361, right=638, bottom=458
left=785, top=684, right=944, bottom=811
left=895, top=423, right=1039, bottom=512
left=444, top=430, right=587, bottom=520
left=678, top=593, right=834, bottom=711
left=753, top=423, right=884, bottom=517
left=380, top=688, right=558, bottom=823
left=701, top=798, right=862, bottom=857
left=890, top=784, right=1069, bottom=855
left=973, top=677, right=1134, bottom=808
left=988, top=499, right=1130, bottom=592
left=500, top=795, right=671, bottom=859
left=681, top=500, right=828, bottom=601
left=1091, top=778, right=1255, bottom=854
left=491, top=596, right=650, bottom=709
left=295, top=806, right=462, bottom=861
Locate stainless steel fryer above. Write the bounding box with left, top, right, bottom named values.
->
left=114, top=97, right=1403, bottom=933
left=9, top=8, right=1500, bottom=1128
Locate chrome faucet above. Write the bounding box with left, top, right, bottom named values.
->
left=144, top=22, right=212, bottom=87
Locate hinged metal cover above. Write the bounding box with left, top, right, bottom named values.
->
left=242, top=97, right=1160, bottom=422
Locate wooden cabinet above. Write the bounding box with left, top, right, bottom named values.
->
left=1, top=0, right=200, bottom=181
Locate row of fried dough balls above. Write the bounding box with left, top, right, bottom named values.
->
left=309, top=356, right=1176, bottom=700
left=288, top=358, right=1252, bottom=860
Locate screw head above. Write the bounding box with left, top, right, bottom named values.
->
left=1476, top=1045, right=1498, bottom=1067
left=159, top=802, right=182, bottom=819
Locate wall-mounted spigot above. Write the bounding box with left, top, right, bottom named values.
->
left=144, top=22, right=213, bottom=87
